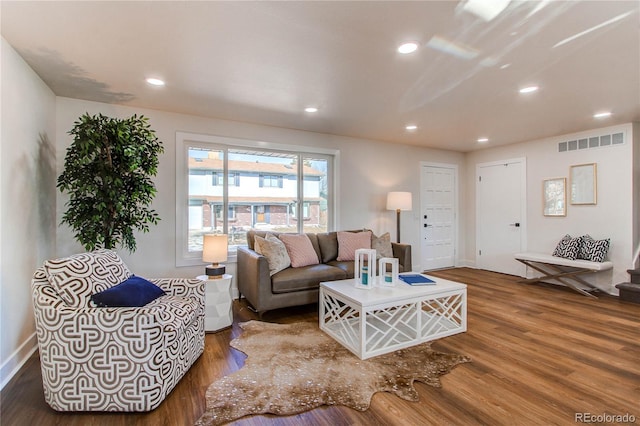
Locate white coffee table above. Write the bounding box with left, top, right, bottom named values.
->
left=319, top=275, right=467, bottom=359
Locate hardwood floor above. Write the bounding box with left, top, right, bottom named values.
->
left=2, top=268, right=638, bottom=426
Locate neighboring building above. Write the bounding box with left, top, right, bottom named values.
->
left=188, top=152, right=325, bottom=234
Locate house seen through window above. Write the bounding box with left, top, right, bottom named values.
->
left=186, top=145, right=332, bottom=254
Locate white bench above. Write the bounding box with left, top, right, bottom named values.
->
left=514, top=252, right=613, bottom=298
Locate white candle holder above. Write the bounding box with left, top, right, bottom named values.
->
left=354, top=249, right=376, bottom=289
left=378, top=257, right=399, bottom=287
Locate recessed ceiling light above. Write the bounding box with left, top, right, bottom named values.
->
left=398, top=42, right=419, bottom=54
left=405, top=125, right=418, bottom=131
left=519, top=86, right=538, bottom=94
left=304, top=107, right=318, bottom=113
left=477, top=137, right=489, bottom=143
left=146, top=78, right=165, bottom=86
left=593, top=111, right=612, bottom=118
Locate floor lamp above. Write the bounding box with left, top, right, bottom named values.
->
left=386, top=191, right=412, bottom=243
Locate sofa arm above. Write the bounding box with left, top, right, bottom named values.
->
left=237, top=246, right=272, bottom=313
left=392, top=243, right=412, bottom=272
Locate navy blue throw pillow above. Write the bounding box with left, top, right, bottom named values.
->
left=91, top=275, right=165, bottom=307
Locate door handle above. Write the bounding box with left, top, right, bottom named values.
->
left=509, top=222, right=520, bottom=227
left=424, top=223, right=430, bottom=228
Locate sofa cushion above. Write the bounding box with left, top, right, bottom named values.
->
left=306, top=233, right=323, bottom=262
left=337, top=230, right=372, bottom=261
left=247, top=230, right=280, bottom=251
left=271, top=264, right=347, bottom=294
left=327, top=260, right=356, bottom=278
left=372, top=232, right=394, bottom=259
left=279, top=234, right=320, bottom=267
left=317, top=230, right=369, bottom=263
left=90, top=275, right=166, bottom=307
left=255, top=234, right=291, bottom=276
left=44, top=249, right=132, bottom=307
left=317, top=232, right=339, bottom=263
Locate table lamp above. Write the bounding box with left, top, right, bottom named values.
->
left=203, top=234, right=228, bottom=278
left=386, top=191, right=412, bottom=243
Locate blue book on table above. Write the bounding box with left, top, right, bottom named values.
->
left=399, top=274, right=436, bottom=285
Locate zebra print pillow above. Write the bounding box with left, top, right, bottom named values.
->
left=578, top=235, right=610, bottom=262
left=43, top=249, right=131, bottom=307
left=552, top=234, right=582, bottom=260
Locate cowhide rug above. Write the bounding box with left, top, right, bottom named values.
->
left=196, top=321, right=470, bottom=425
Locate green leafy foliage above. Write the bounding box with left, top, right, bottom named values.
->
left=57, top=113, right=164, bottom=252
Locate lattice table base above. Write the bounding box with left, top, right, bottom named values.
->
left=320, top=279, right=467, bottom=359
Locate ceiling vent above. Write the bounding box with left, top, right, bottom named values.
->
left=558, top=132, right=624, bottom=152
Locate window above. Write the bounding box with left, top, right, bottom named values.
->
left=213, top=172, right=239, bottom=186
left=290, top=202, right=310, bottom=219
left=259, top=174, right=283, bottom=188
left=176, top=132, right=337, bottom=266
left=214, top=205, right=236, bottom=221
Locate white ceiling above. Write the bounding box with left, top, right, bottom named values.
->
left=2, top=1, right=639, bottom=152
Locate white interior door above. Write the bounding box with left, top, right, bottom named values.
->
left=420, top=163, right=457, bottom=271
left=476, top=159, right=526, bottom=276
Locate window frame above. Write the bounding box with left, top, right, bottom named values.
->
left=259, top=174, right=283, bottom=188
left=175, top=131, right=338, bottom=267
left=213, top=172, right=239, bottom=187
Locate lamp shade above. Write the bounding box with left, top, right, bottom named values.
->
left=386, top=191, right=412, bottom=211
left=202, top=234, right=228, bottom=263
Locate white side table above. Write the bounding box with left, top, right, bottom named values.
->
left=197, top=274, right=233, bottom=332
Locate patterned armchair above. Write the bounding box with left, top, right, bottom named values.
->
left=31, top=249, right=205, bottom=412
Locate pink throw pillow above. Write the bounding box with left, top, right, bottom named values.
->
left=278, top=234, right=319, bottom=268
left=337, top=231, right=372, bottom=261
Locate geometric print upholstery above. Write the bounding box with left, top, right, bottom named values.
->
left=32, top=252, right=205, bottom=412
left=43, top=249, right=132, bottom=308
left=578, top=235, right=610, bottom=263
left=552, top=234, right=582, bottom=260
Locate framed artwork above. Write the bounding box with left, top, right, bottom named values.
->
left=543, top=178, right=566, bottom=216
left=570, top=163, right=597, bottom=205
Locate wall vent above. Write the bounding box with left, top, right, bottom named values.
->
left=558, top=132, right=624, bottom=152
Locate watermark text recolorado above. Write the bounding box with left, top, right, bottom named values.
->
left=575, top=412, right=636, bottom=424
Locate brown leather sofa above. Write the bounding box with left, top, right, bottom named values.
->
left=237, top=230, right=412, bottom=316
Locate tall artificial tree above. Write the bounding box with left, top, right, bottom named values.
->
left=57, top=113, right=164, bottom=252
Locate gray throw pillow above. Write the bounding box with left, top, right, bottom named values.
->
left=254, top=234, right=291, bottom=275
left=372, top=232, right=394, bottom=259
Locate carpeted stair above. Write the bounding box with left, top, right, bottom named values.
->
left=615, top=268, right=640, bottom=303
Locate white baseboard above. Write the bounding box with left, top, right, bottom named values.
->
left=0, top=333, right=37, bottom=390
left=457, top=259, right=477, bottom=268
left=419, top=260, right=477, bottom=271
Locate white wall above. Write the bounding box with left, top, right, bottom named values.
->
left=633, top=122, right=640, bottom=268
left=55, top=98, right=466, bottom=280
left=0, top=38, right=57, bottom=388
left=465, top=123, right=636, bottom=293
